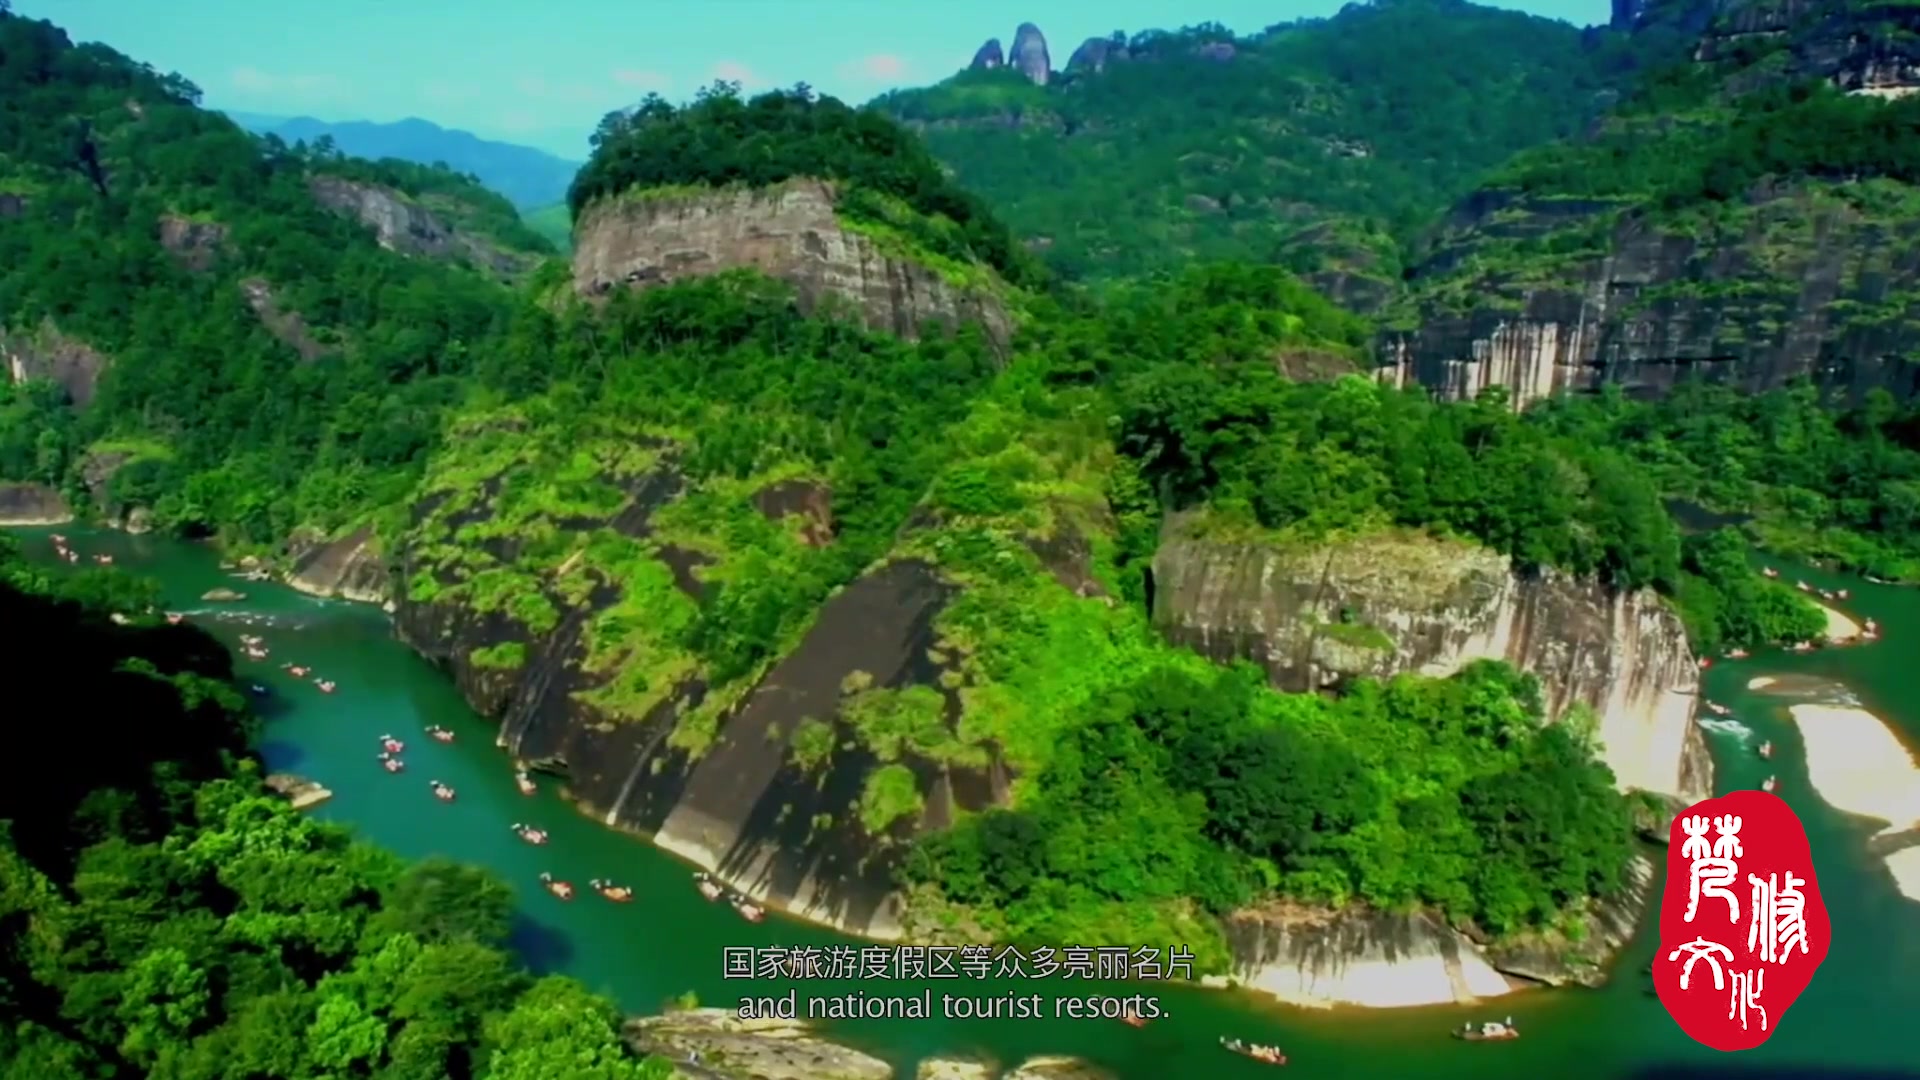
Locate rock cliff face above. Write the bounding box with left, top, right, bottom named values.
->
left=283, top=526, right=392, bottom=607
left=970, top=38, right=1005, bottom=70
left=1066, top=37, right=1129, bottom=75
left=393, top=457, right=1010, bottom=939
left=1, top=320, right=107, bottom=407
left=1219, top=904, right=1518, bottom=1008
left=1389, top=0, right=1920, bottom=407
left=570, top=179, right=1012, bottom=351
left=157, top=214, right=228, bottom=272
left=1150, top=525, right=1708, bottom=800
left=1009, top=24, right=1052, bottom=84
left=0, top=482, right=72, bottom=525
left=307, top=175, right=531, bottom=280
left=1383, top=185, right=1920, bottom=410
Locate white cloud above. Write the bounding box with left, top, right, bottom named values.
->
left=840, top=54, right=909, bottom=82
left=229, top=66, right=348, bottom=100
left=612, top=68, right=671, bottom=92
left=709, top=60, right=758, bottom=87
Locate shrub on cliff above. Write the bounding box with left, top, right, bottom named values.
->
left=570, top=83, right=1044, bottom=288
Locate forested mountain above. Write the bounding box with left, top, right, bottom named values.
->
left=1387, top=0, right=1920, bottom=412
left=227, top=113, right=583, bottom=211
left=7, top=0, right=1920, bottom=1033
left=872, top=0, right=1665, bottom=293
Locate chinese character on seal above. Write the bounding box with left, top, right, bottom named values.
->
left=1655, top=789, right=1829, bottom=1051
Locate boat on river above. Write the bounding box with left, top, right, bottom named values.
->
left=315, top=679, right=336, bottom=693
left=539, top=872, right=574, bottom=901
left=515, top=770, right=536, bottom=795
left=1762, top=775, right=1777, bottom=792
left=512, top=823, right=548, bottom=845
left=1120, top=1005, right=1147, bottom=1029
left=590, top=879, right=634, bottom=903
left=381, top=755, right=404, bottom=773
left=429, top=780, right=455, bottom=802
left=427, top=725, right=454, bottom=743
left=380, top=736, right=405, bottom=754
left=694, top=872, right=723, bottom=901
left=1759, top=740, right=1774, bottom=760
left=728, top=892, right=764, bottom=923
left=1456, top=1018, right=1519, bottom=1042
left=165, top=612, right=184, bottom=624
left=1219, top=1037, right=1286, bottom=1065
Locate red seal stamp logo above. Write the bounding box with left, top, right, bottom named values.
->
left=1654, top=789, right=1830, bottom=1051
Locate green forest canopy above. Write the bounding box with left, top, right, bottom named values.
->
left=5, top=2, right=1920, bottom=966
left=0, top=535, right=670, bottom=1079
left=872, top=0, right=1654, bottom=282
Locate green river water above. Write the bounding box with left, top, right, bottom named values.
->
left=16, top=526, right=1920, bottom=1079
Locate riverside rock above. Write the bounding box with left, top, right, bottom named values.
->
left=1150, top=523, right=1711, bottom=800
left=0, top=482, right=72, bottom=525
left=622, top=1009, right=892, bottom=1080
left=283, top=526, right=393, bottom=608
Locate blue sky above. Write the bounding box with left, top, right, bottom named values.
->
left=24, top=0, right=1612, bottom=160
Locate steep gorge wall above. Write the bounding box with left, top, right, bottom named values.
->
left=570, top=179, right=1012, bottom=350
left=390, top=461, right=1008, bottom=939
left=1154, top=524, right=1702, bottom=1005
left=1387, top=0, right=1920, bottom=408
left=1151, top=525, right=1710, bottom=800
left=1382, top=187, right=1920, bottom=410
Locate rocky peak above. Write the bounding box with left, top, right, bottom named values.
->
left=1066, top=35, right=1129, bottom=75
left=969, top=38, right=1004, bottom=70
left=1010, top=23, right=1052, bottom=84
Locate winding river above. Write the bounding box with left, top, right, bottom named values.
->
left=18, top=526, right=1920, bottom=1078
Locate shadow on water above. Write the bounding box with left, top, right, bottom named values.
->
left=1664, top=498, right=1754, bottom=532
left=1635, top=1071, right=1920, bottom=1080
left=255, top=739, right=305, bottom=771
left=507, top=913, right=575, bottom=974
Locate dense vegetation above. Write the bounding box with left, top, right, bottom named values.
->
left=572, top=84, right=1042, bottom=288
left=4, top=0, right=1918, bottom=977
left=872, top=0, right=1647, bottom=285
left=0, top=534, right=668, bottom=1079
left=1496, top=77, right=1920, bottom=209
left=0, top=11, right=545, bottom=547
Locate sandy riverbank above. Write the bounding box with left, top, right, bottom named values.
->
left=1886, top=848, right=1920, bottom=901
left=1818, top=603, right=1864, bottom=643
left=1782, top=702, right=1920, bottom=901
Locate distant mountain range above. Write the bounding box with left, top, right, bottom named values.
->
left=222, top=112, right=581, bottom=210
